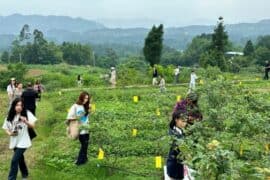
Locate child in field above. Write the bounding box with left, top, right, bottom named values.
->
left=166, top=110, right=187, bottom=179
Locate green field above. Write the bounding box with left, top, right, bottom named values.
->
left=0, top=65, right=269, bottom=180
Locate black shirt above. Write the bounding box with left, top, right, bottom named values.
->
left=153, top=69, right=158, bottom=78
left=265, top=63, right=270, bottom=72
left=22, top=88, right=38, bottom=110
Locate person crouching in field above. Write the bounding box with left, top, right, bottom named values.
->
left=2, top=98, right=37, bottom=180
left=166, top=110, right=187, bottom=180
left=66, top=91, right=91, bottom=165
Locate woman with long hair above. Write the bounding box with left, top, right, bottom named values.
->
left=66, top=91, right=91, bottom=165
left=2, top=98, right=37, bottom=180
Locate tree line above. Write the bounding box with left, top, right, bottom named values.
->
left=143, top=17, right=270, bottom=71
left=0, top=25, right=94, bottom=65
left=1, top=19, right=270, bottom=70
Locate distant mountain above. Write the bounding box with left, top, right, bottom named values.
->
left=97, top=18, right=164, bottom=28
left=1, top=14, right=270, bottom=52
left=46, top=21, right=270, bottom=50
left=0, top=14, right=105, bottom=34
left=258, top=19, right=270, bottom=24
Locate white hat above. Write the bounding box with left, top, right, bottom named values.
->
left=10, top=77, right=16, bottom=81
left=111, top=67, right=115, bottom=70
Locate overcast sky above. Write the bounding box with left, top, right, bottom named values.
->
left=0, top=0, right=269, bottom=27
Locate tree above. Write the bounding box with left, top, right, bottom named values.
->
left=105, top=48, right=118, bottom=67
left=33, top=29, right=47, bottom=45
left=19, top=24, right=31, bottom=41
left=61, top=42, right=93, bottom=65
left=10, top=39, right=24, bottom=63
left=182, top=33, right=212, bottom=66
left=143, top=24, right=164, bottom=67
left=161, top=46, right=182, bottom=66
left=21, top=29, right=63, bottom=64
left=201, top=17, right=228, bottom=71
left=211, top=17, right=228, bottom=53
left=257, top=35, right=270, bottom=49
left=0, top=63, right=27, bottom=89
left=255, top=47, right=270, bottom=65
left=22, top=29, right=48, bottom=64
left=95, top=49, right=118, bottom=68
left=200, top=50, right=219, bottom=68
left=243, top=40, right=254, bottom=56
left=10, top=24, right=31, bottom=63
left=1, top=51, right=9, bottom=63
left=39, top=42, right=63, bottom=64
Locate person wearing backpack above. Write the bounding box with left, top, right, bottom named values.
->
left=66, top=91, right=91, bottom=165
left=2, top=98, right=37, bottom=180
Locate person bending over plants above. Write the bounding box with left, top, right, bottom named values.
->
left=173, top=92, right=203, bottom=125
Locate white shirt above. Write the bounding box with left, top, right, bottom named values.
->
left=159, top=78, right=166, bottom=87
left=174, top=68, right=179, bottom=76
left=174, top=126, right=183, bottom=135
left=111, top=70, right=116, bottom=79
left=190, top=73, right=198, bottom=84
left=7, top=84, right=15, bottom=95
left=2, top=111, right=37, bottom=149
left=67, top=104, right=89, bottom=135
